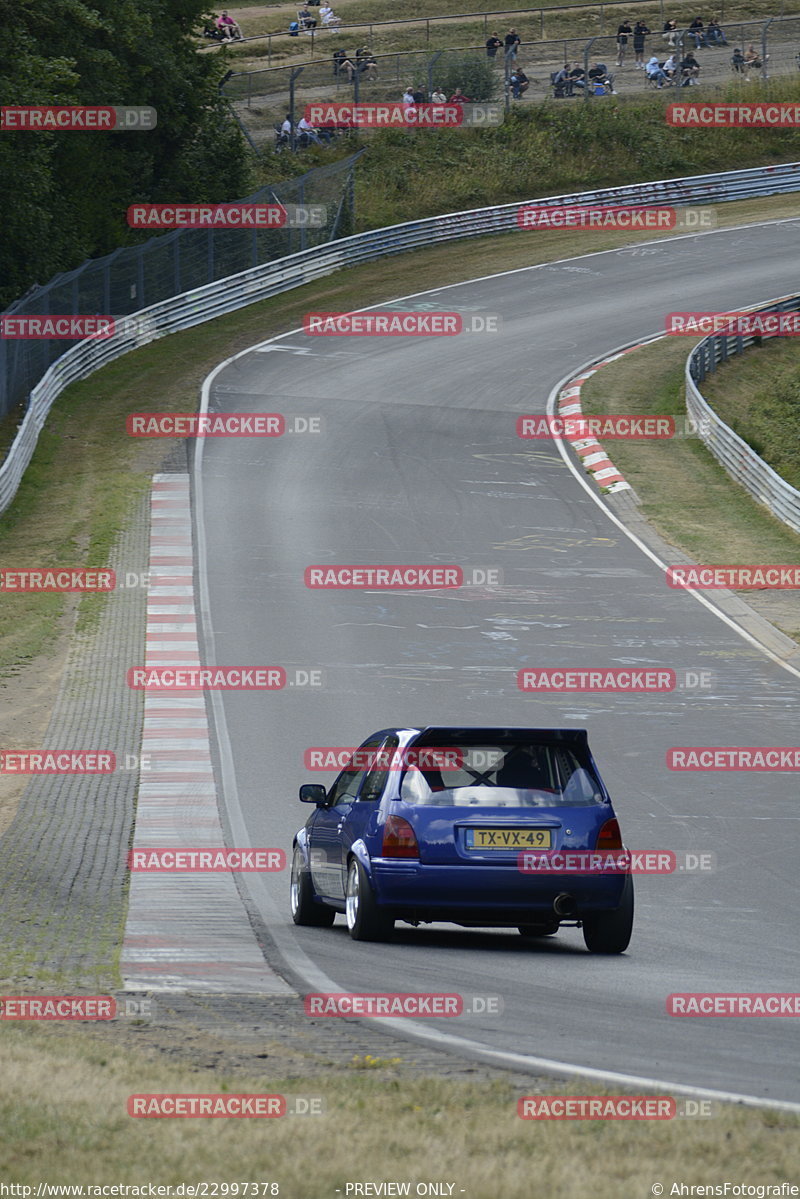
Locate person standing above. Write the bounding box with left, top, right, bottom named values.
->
left=504, top=28, right=521, bottom=61
left=486, top=31, right=502, bottom=58
left=633, top=20, right=650, bottom=68
left=616, top=17, right=632, bottom=66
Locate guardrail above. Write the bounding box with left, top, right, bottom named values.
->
left=685, top=292, right=800, bottom=535
left=3, top=160, right=800, bottom=515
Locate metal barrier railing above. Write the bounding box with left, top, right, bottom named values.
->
left=685, top=292, right=800, bottom=535
left=2, top=162, right=800, bottom=516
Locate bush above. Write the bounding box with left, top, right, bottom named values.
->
left=424, top=52, right=498, bottom=101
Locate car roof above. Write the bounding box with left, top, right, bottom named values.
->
left=366, top=726, right=589, bottom=746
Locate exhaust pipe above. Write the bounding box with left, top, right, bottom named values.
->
left=553, top=892, right=577, bottom=918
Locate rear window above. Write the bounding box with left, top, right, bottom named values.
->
left=399, top=742, right=603, bottom=807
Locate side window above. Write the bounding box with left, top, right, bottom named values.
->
left=359, top=735, right=399, bottom=802
left=326, top=765, right=368, bottom=807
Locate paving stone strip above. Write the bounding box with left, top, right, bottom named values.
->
left=0, top=469, right=289, bottom=996
left=120, top=473, right=290, bottom=994
left=0, top=491, right=150, bottom=988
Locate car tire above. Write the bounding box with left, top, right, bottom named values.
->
left=582, top=875, right=634, bottom=954
left=290, top=846, right=336, bottom=927
left=345, top=858, right=394, bottom=942
left=518, top=921, right=560, bottom=937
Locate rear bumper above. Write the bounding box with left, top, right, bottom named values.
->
left=370, top=858, right=626, bottom=919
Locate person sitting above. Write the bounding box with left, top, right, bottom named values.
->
left=731, top=47, right=746, bottom=73
left=449, top=86, right=471, bottom=102
left=680, top=51, right=700, bottom=83
left=332, top=47, right=347, bottom=76
left=743, top=43, right=766, bottom=79
left=298, top=6, right=316, bottom=29
left=646, top=54, right=669, bottom=86
left=589, top=62, right=616, bottom=89
left=216, top=10, right=243, bottom=39
left=688, top=17, right=708, bottom=48
left=662, top=18, right=678, bottom=47
left=568, top=62, right=586, bottom=89
left=509, top=68, right=529, bottom=98
left=552, top=64, right=573, bottom=96
left=430, top=85, right=446, bottom=103
left=589, top=76, right=613, bottom=95
left=706, top=17, right=727, bottom=45
left=319, top=3, right=341, bottom=26
left=339, top=55, right=357, bottom=81
left=662, top=52, right=678, bottom=80
left=202, top=21, right=226, bottom=41
left=357, top=52, right=377, bottom=78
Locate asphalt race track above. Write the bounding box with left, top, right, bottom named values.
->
left=192, top=220, right=800, bottom=1106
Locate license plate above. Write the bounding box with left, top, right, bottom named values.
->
left=465, top=827, right=552, bottom=850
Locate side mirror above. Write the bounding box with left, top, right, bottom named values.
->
left=299, top=783, right=328, bottom=806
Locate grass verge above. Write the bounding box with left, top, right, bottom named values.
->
left=698, top=337, right=800, bottom=492
left=579, top=335, right=800, bottom=642
left=1, top=1020, right=798, bottom=1193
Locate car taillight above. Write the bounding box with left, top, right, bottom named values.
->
left=382, top=815, right=419, bottom=859
left=596, top=818, right=623, bottom=850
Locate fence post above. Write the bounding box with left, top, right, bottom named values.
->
left=428, top=50, right=443, bottom=97
left=583, top=36, right=595, bottom=101
left=289, top=67, right=304, bottom=152
left=761, top=16, right=773, bottom=79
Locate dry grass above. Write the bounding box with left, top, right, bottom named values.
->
left=0, top=1021, right=798, bottom=1193
left=579, top=334, right=800, bottom=641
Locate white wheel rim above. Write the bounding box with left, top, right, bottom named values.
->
left=290, top=850, right=302, bottom=916
left=345, top=863, right=359, bottom=930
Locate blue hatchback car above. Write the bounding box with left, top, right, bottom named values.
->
left=290, top=726, right=634, bottom=953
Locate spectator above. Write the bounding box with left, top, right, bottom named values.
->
left=662, top=52, right=678, bottom=80
left=320, top=3, right=341, bottom=27
left=707, top=16, right=727, bottom=44
left=281, top=112, right=293, bottom=139
left=339, top=55, right=357, bottom=81
left=357, top=52, right=377, bottom=78
left=504, top=28, right=521, bottom=60
left=486, top=31, right=503, bottom=58
left=589, top=61, right=615, bottom=88
left=731, top=47, right=746, bottom=73
left=633, top=20, right=650, bottom=68
left=402, top=86, right=415, bottom=104
left=553, top=64, right=572, bottom=95
left=616, top=18, right=632, bottom=66
left=298, top=5, right=316, bottom=29
left=590, top=76, right=613, bottom=94
left=680, top=50, right=700, bottom=83
left=568, top=61, right=587, bottom=89
left=216, top=9, right=243, bottom=39
left=509, top=68, right=529, bottom=98
left=297, top=114, right=322, bottom=144
left=449, top=86, right=471, bottom=102
left=743, top=43, right=766, bottom=79
left=431, top=85, right=447, bottom=102
left=662, top=18, right=678, bottom=47
left=689, top=17, right=708, bottom=48
left=412, top=86, right=426, bottom=102
left=333, top=48, right=346, bottom=76
left=645, top=54, right=669, bottom=86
